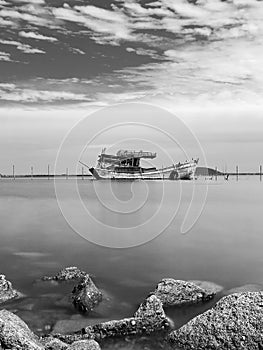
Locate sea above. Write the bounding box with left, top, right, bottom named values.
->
left=0, top=177, right=262, bottom=349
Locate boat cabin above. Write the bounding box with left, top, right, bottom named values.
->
left=97, top=149, right=157, bottom=173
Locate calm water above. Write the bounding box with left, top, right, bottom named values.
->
left=0, top=178, right=262, bottom=349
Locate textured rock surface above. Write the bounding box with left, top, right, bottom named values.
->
left=0, top=309, right=44, bottom=350
left=154, top=278, right=215, bottom=306
left=81, top=295, right=172, bottom=340
left=0, top=274, right=23, bottom=304
left=169, top=292, right=263, bottom=350
left=52, top=295, right=172, bottom=343
left=68, top=340, right=101, bottom=350
left=42, top=336, right=69, bottom=350
left=71, top=275, right=103, bottom=313
left=41, top=267, right=87, bottom=282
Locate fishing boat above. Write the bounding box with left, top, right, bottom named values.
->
left=81, top=148, right=198, bottom=180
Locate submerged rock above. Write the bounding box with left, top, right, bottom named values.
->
left=0, top=274, right=23, bottom=304
left=189, top=280, right=224, bottom=295
left=52, top=295, right=172, bottom=343
left=168, top=292, right=263, bottom=350
left=0, top=309, right=44, bottom=350
left=41, top=267, right=87, bottom=282
left=71, top=275, right=103, bottom=313
left=80, top=295, right=172, bottom=341
left=52, top=318, right=110, bottom=335
left=153, top=278, right=215, bottom=307
left=69, top=340, right=101, bottom=350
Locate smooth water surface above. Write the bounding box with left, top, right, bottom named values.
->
left=0, top=177, right=262, bottom=349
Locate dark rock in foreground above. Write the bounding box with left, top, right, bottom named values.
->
left=52, top=295, right=173, bottom=344
left=0, top=274, right=23, bottom=304
left=41, top=267, right=87, bottom=282
left=71, top=275, right=103, bottom=313
left=168, top=292, right=263, bottom=350
left=0, top=309, right=44, bottom=350
left=154, top=278, right=215, bottom=307
left=69, top=340, right=101, bottom=350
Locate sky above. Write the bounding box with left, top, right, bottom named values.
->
left=0, top=0, right=263, bottom=173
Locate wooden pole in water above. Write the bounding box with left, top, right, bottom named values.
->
left=82, top=167, right=84, bottom=180
left=215, top=166, right=217, bottom=181
left=31, top=166, right=33, bottom=180
left=236, top=165, right=239, bottom=181
left=66, top=168, right=68, bottom=180
left=48, top=164, right=50, bottom=180
left=13, top=164, right=15, bottom=180
left=260, top=165, right=262, bottom=182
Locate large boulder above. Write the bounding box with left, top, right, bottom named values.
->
left=41, top=267, right=87, bottom=282
left=169, top=292, right=263, bottom=350
left=0, top=309, right=44, bottom=350
left=0, top=274, right=23, bottom=304
left=154, top=278, right=215, bottom=307
left=68, top=340, right=100, bottom=350
left=71, top=275, right=102, bottom=313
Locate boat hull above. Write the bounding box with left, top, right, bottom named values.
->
left=89, top=162, right=197, bottom=180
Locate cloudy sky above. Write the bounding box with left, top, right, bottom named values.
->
left=1, top=0, right=263, bottom=173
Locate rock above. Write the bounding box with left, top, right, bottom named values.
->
left=168, top=292, right=263, bottom=350
left=0, top=309, right=44, bottom=350
left=225, top=283, right=263, bottom=295
left=52, top=318, right=109, bottom=335
left=68, top=340, right=101, bottom=350
left=42, top=336, right=69, bottom=349
left=0, top=274, right=23, bottom=304
left=41, top=267, right=87, bottom=282
left=189, top=280, right=224, bottom=295
left=134, top=294, right=174, bottom=330
left=52, top=295, right=172, bottom=343
left=71, top=275, right=103, bottom=313
left=154, top=278, right=215, bottom=307
left=80, top=295, right=172, bottom=341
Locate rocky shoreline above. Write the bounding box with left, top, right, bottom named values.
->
left=0, top=267, right=262, bottom=350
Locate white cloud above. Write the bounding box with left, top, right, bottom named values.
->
left=116, top=36, right=263, bottom=108
left=0, top=17, right=16, bottom=27
left=0, top=39, right=45, bottom=54
left=70, top=47, right=85, bottom=55
left=19, top=31, right=57, bottom=42
left=0, top=85, right=90, bottom=102
left=126, top=47, right=161, bottom=59
left=14, top=0, right=45, bottom=4
left=0, top=8, right=52, bottom=27
left=0, top=51, right=11, bottom=61
left=52, top=5, right=133, bottom=44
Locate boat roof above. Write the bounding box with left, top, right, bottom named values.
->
left=116, top=150, right=156, bottom=159
left=98, top=149, right=157, bottom=163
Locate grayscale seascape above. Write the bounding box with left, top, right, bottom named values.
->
left=1, top=0, right=263, bottom=348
